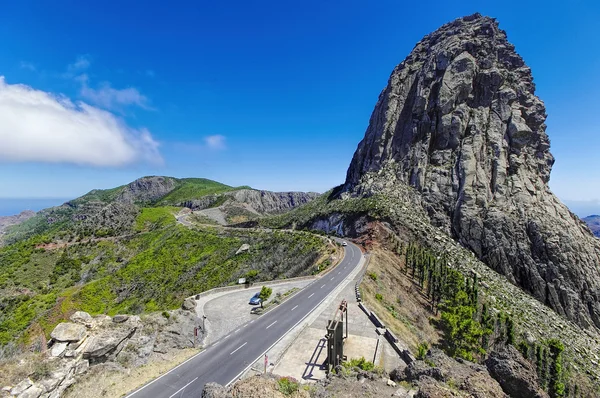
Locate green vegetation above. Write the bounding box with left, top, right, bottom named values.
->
left=417, top=342, right=429, bottom=360
left=157, top=178, right=238, bottom=205
left=258, top=286, right=273, bottom=308
left=134, top=207, right=179, bottom=231
left=400, top=241, right=574, bottom=395
left=368, top=272, right=378, bottom=281
left=343, top=356, right=375, bottom=371
left=0, top=224, right=326, bottom=348
left=277, top=376, right=299, bottom=395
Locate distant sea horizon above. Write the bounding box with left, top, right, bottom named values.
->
left=0, top=198, right=70, bottom=217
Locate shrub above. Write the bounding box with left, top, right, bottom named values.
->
left=375, top=293, right=383, bottom=302
left=417, top=342, right=429, bottom=360
left=368, top=272, right=378, bottom=281
left=344, top=356, right=375, bottom=371
left=277, top=376, right=299, bottom=395
left=161, top=311, right=170, bottom=319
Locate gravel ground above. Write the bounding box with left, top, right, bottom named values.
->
left=199, top=280, right=312, bottom=345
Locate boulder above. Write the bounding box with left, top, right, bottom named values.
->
left=182, top=298, right=196, bottom=311
left=50, top=342, right=68, bottom=357
left=112, top=314, right=129, bottom=323
left=70, top=311, right=93, bottom=327
left=83, top=328, right=135, bottom=359
left=235, top=244, right=250, bottom=255
left=201, top=382, right=229, bottom=398
left=485, top=346, right=548, bottom=398
left=50, top=323, right=87, bottom=343
left=389, top=363, right=407, bottom=382
left=16, top=385, right=42, bottom=398
left=10, top=378, right=32, bottom=396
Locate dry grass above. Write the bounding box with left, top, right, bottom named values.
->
left=63, top=348, right=198, bottom=398
left=361, top=247, right=440, bottom=352
left=0, top=352, right=39, bottom=387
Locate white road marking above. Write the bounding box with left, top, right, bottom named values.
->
left=235, top=328, right=240, bottom=333
left=213, top=342, right=220, bottom=347
left=168, top=377, right=198, bottom=398
left=291, top=305, right=298, bottom=311
left=224, top=334, right=230, bottom=339
left=230, top=342, right=247, bottom=355
left=308, top=293, right=315, bottom=298
left=266, top=320, right=278, bottom=329
left=330, top=277, right=334, bottom=281
left=321, top=284, right=326, bottom=289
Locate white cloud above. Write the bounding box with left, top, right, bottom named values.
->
left=80, top=81, right=151, bottom=111
left=204, top=135, right=226, bottom=150
left=19, top=61, right=36, bottom=71
left=68, top=55, right=91, bottom=73
left=0, top=76, right=161, bottom=167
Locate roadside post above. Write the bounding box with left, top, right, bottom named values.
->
left=264, top=354, right=268, bottom=374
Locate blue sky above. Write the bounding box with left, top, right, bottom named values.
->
left=0, top=0, right=599, bottom=216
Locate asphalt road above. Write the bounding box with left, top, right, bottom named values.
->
left=125, top=239, right=363, bottom=397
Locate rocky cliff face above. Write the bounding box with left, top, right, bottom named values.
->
left=343, top=14, right=600, bottom=329
left=116, top=176, right=177, bottom=204
left=228, top=189, right=319, bottom=214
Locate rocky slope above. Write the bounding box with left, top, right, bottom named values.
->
left=0, top=210, right=35, bottom=235
left=342, top=13, right=600, bottom=330
left=583, top=215, right=600, bottom=238
left=201, top=346, right=547, bottom=398
left=1, top=302, right=201, bottom=398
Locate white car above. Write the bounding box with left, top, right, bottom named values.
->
left=342, top=241, right=347, bottom=246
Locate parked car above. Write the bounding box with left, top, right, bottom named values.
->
left=342, top=241, right=348, bottom=246
left=249, top=292, right=262, bottom=305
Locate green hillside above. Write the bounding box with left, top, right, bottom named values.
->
left=0, top=177, right=327, bottom=349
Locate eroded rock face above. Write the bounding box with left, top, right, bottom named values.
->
left=343, top=13, right=600, bottom=329
left=485, top=345, right=548, bottom=398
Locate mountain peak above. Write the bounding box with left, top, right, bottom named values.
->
left=343, top=15, right=600, bottom=330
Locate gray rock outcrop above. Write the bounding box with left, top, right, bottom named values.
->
left=70, top=311, right=94, bottom=327
left=485, top=346, right=548, bottom=398
left=116, top=176, right=177, bottom=204
left=50, top=323, right=87, bottom=343
left=400, top=348, right=507, bottom=397
left=227, top=189, right=319, bottom=214
left=343, top=13, right=600, bottom=329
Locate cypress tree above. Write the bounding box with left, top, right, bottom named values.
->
left=548, top=339, right=565, bottom=397
left=506, top=316, right=515, bottom=346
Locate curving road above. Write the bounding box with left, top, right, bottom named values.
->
left=125, top=240, right=363, bottom=397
